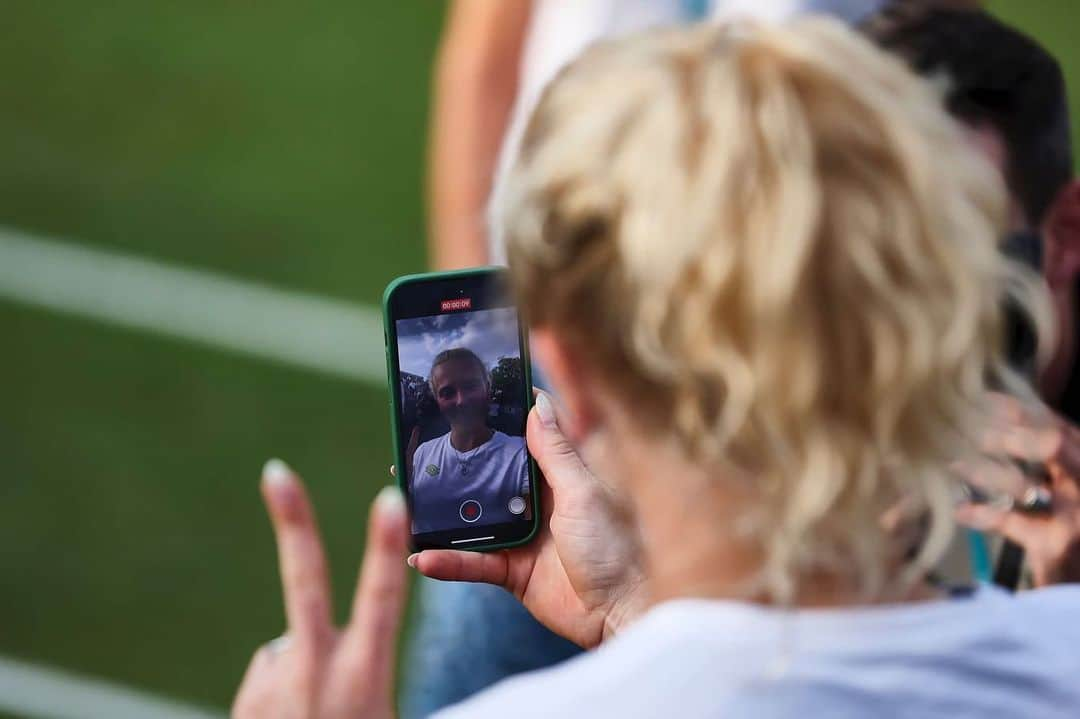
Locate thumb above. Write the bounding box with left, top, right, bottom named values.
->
left=527, top=391, right=589, bottom=493
left=410, top=549, right=512, bottom=588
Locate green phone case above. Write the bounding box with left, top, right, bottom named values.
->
left=381, top=267, right=541, bottom=551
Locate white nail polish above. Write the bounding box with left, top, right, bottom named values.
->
left=535, top=391, right=558, bottom=428
left=262, top=458, right=293, bottom=486
left=376, top=484, right=406, bottom=516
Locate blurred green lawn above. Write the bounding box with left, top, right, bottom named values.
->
left=0, top=0, right=1077, bottom=713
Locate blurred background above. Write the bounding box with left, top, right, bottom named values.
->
left=0, top=2, right=1076, bottom=716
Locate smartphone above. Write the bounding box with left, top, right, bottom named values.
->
left=382, top=267, right=540, bottom=552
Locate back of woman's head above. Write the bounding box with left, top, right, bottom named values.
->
left=500, top=19, right=1046, bottom=601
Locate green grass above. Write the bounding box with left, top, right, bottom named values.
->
left=0, top=1, right=1078, bottom=714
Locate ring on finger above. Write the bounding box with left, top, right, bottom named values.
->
left=1015, top=485, right=1053, bottom=515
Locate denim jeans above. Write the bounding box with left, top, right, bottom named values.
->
left=400, top=578, right=582, bottom=718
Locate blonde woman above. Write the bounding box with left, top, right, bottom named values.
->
left=233, top=18, right=1080, bottom=718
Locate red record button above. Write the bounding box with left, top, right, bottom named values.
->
left=459, top=499, right=482, bottom=523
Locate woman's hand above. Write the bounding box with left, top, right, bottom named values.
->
left=232, top=461, right=409, bottom=719
left=409, top=391, right=648, bottom=649
left=955, top=393, right=1080, bottom=587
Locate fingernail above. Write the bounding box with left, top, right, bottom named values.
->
left=406, top=553, right=419, bottom=568
left=376, top=484, right=406, bottom=518
left=535, top=391, right=557, bottom=428
left=262, top=458, right=293, bottom=486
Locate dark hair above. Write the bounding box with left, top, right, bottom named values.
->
left=429, top=348, right=489, bottom=390
left=862, top=4, right=1072, bottom=226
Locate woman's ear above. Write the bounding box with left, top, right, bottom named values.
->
left=530, top=329, right=601, bottom=443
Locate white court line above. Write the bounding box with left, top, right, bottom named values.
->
left=0, top=227, right=386, bottom=384
left=0, top=654, right=223, bottom=719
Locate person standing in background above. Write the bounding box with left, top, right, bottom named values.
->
left=861, top=1, right=1080, bottom=593
left=863, top=3, right=1080, bottom=416
left=428, top=0, right=696, bottom=270
left=427, top=0, right=923, bottom=271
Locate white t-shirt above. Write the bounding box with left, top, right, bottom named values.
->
left=410, top=430, right=530, bottom=534
left=487, top=0, right=889, bottom=264
left=435, top=585, right=1080, bottom=718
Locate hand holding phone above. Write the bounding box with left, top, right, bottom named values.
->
left=411, top=390, right=649, bottom=649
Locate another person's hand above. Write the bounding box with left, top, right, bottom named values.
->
left=955, top=393, right=1080, bottom=586
left=409, top=391, right=648, bottom=649
left=232, top=461, right=409, bottom=719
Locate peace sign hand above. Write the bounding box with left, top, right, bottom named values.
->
left=232, top=460, right=409, bottom=719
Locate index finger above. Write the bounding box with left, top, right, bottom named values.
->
left=261, top=459, right=334, bottom=653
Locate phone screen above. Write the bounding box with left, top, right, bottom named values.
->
left=384, top=269, right=538, bottom=551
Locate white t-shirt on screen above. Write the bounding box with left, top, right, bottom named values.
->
left=434, top=584, right=1080, bottom=718
left=410, top=430, right=530, bottom=534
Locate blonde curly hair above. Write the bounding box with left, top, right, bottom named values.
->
left=499, top=18, right=1051, bottom=601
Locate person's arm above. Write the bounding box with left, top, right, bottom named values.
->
left=428, top=0, right=532, bottom=270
